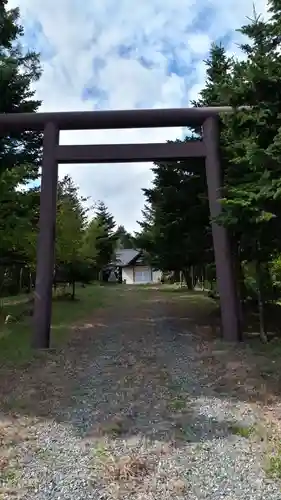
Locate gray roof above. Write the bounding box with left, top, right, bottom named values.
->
left=115, top=249, right=140, bottom=266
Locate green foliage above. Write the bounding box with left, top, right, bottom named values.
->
left=54, top=176, right=93, bottom=295
left=228, top=423, right=255, bottom=438
left=56, top=176, right=87, bottom=264
left=115, top=225, right=135, bottom=249
left=0, top=1, right=42, bottom=295
left=0, top=2, right=42, bottom=181
left=136, top=138, right=212, bottom=281
left=219, top=8, right=281, bottom=265
left=88, top=201, right=117, bottom=271
left=81, top=218, right=102, bottom=265
left=267, top=451, right=281, bottom=479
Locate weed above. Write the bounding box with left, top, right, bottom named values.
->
left=92, top=443, right=110, bottom=462
left=168, top=396, right=187, bottom=412
left=266, top=452, right=281, bottom=479
left=0, top=463, right=19, bottom=487
left=174, top=423, right=194, bottom=442
left=228, top=423, right=255, bottom=438
left=104, top=454, right=150, bottom=482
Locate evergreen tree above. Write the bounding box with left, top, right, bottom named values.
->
left=93, top=202, right=117, bottom=272
left=219, top=6, right=281, bottom=338
left=0, top=1, right=42, bottom=181
left=189, top=6, right=281, bottom=338
left=0, top=1, right=42, bottom=271
left=137, top=137, right=212, bottom=287
left=137, top=47, right=234, bottom=287
left=55, top=176, right=89, bottom=298
left=56, top=176, right=88, bottom=267
left=115, top=225, right=135, bottom=249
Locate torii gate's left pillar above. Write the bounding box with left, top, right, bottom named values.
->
left=33, top=122, right=59, bottom=348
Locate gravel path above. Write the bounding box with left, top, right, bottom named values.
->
left=1, top=288, right=281, bottom=499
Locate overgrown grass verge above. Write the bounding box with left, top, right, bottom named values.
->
left=260, top=422, right=281, bottom=480
left=266, top=447, right=281, bottom=479
left=228, top=423, right=256, bottom=439
left=0, top=284, right=105, bottom=365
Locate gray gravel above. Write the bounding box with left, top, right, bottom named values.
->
left=2, top=290, right=281, bottom=499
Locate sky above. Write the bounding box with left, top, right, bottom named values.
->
left=8, top=0, right=269, bottom=233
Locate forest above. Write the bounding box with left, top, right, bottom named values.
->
left=1, top=1, right=281, bottom=342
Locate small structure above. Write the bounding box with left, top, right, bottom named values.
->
left=115, top=249, right=161, bottom=284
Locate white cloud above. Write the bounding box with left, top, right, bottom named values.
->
left=8, top=0, right=270, bottom=232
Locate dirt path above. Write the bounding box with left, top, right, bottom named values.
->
left=0, top=287, right=281, bottom=499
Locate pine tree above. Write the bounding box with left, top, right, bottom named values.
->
left=137, top=136, right=212, bottom=287
left=56, top=176, right=88, bottom=266
left=94, top=202, right=117, bottom=273
left=216, top=5, right=281, bottom=339
left=222, top=8, right=281, bottom=260
left=115, top=225, right=135, bottom=249
left=193, top=43, right=234, bottom=108
left=55, top=176, right=89, bottom=298
left=0, top=1, right=42, bottom=268
left=0, top=1, right=42, bottom=181
left=95, top=201, right=116, bottom=235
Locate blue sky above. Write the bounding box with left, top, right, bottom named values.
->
left=8, top=0, right=269, bottom=232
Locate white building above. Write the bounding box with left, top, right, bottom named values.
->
left=115, top=249, right=162, bottom=285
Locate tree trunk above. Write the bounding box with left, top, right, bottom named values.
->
left=173, top=270, right=180, bottom=283
left=202, top=266, right=205, bottom=290
left=179, top=271, right=183, bottom=287
left=53, top=277, right=57, bottom=293
left=183, top=268, right=193, bottom=290
left=27, top=270, right=32, bottom=294
left=191, top=266, right=195, bottom=288
left=256, top=260, right=268, bottom=343
left=71, top=280, right=76, bottom=300
left=19, top=267, right=23, bottom=294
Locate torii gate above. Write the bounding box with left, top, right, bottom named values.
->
left=0, top=107, right=240, bottom=347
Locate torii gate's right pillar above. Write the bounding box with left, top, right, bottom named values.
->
left=203, top=116, right=240, bottom=341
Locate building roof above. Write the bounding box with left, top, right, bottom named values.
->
left=115, top=249, right=140, bottom=266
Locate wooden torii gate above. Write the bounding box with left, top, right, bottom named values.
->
left=0, top=107, right=240, bottom=347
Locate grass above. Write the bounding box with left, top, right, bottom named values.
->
left=131, top=286, right=219, bottom=329
left=228, top=423, right=255, bottom=439
left=167, top=395, right=187, bottom=412
left=266, top=451, right=281, bottom=479
left=259, top=422, right=281, bottom=479
left=0, top=283, right=105, bottom=365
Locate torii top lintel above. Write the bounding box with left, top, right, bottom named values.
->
left=0, top=106, right=241, bottom=132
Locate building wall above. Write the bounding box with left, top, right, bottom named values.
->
left=122, top=266, right=161, bottom=284
left=152, top=269, right=162, bottom=282
left=122, top=267, right=134, bottom=284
